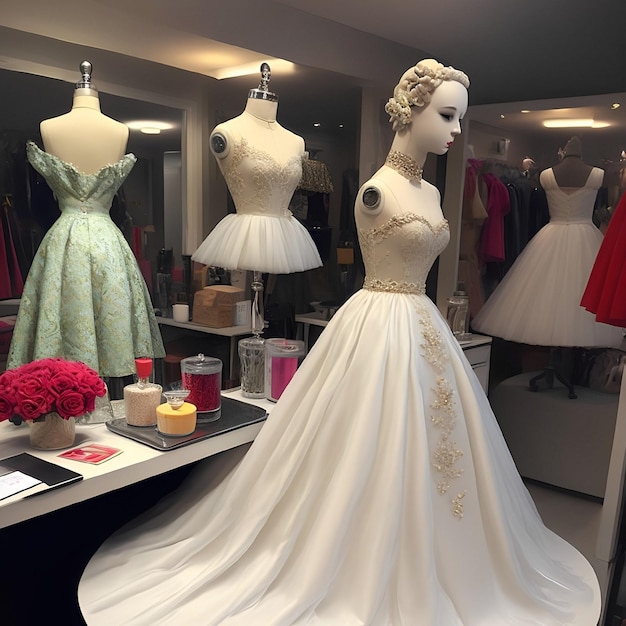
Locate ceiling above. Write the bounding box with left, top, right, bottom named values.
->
left=2, top=0, right=626, bottom=139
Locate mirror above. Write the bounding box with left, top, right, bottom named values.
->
left=461, top=93, right=626, bottom=368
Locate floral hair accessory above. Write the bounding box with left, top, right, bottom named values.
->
left=0, top=358, right=107, bottom=422
left=385, top=59, right=470, bottom=132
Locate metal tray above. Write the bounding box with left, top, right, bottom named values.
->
left=105, top=396, right=267, bottom=450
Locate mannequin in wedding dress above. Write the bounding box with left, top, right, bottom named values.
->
left=7, top=61, right=164, bottom=378
left=79, top=59, right=599, bottom=625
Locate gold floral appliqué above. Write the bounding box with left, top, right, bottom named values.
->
left=417, top=302, right=466, bottom=518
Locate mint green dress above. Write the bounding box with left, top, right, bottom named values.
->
left=7, top=142, right=165, bottom=377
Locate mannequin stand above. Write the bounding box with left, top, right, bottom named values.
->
left=529, top=347, right=577, bottom=399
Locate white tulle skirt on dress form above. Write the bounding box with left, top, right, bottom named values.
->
left=192, top=213, right=322, bottom=274
left=472, top=219, right=624, bottom=347
left=79, top=289, right=600, bottom=626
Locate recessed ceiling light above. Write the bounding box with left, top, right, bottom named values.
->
left=520, top=110, right=531, bottom=114
left=313, top=122, right=321, bottom=127
left=543, top=119, right=595, bottom=128
left=140, top=127, right=161, bottom=135
left=126, top=120, right=174, bottom=132
left=611, top=103, right=621, bottom=109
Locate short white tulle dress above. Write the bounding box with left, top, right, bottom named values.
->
left=79, top=164, right=600, bottom=625
left=472, top=166, right=623, bottom=347
left=192, top=136, right=322, bottom=274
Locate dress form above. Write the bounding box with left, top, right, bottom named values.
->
left=356, top=74, right=467, bottom=238
left=40, top=62, right=128, bottom=174
left=7, top=61, right=165, bottom=379
left=192, top=64, right=321, bottom=275
left=551, top=136, right=594, bottom=188
left=210, top=95, right=306, bottom=191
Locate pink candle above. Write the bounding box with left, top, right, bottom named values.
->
left=270, top=357, right=299, bottom=401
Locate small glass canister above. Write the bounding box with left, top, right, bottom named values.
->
left=264, top=339, right=306, bottom=402
left=180, top=353, right=222, bottom=422
left=238, top=336, right=266, bottom=398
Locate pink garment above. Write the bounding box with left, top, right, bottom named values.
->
left=479, top=173, right=511, bottom=263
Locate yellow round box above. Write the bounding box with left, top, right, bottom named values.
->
left=156, top=401, right=197, bottom=436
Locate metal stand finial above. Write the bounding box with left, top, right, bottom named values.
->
left=76, top=60, right=97, bottom=91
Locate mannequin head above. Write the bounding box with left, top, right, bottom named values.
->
left=405, top=79, right=468, bottom=158
left=385, top=58, right=470, bottom=132
left=562, top=136, right=583, bottom=158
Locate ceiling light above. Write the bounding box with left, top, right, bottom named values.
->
left=313, top=122, right=321, bottom=127
left=211, top=59, right=296, bottom=80
left=611, top=103, right=621, bottom=109
left=126, top=120, right=175, bottom=133
left=520, top=110, right=530, bottom=114
left=543, top=119, right=595, bottom=128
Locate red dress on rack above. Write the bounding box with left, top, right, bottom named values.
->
left=581, top=192, right=626, bottom=327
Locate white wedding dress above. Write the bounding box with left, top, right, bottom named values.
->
left=79, top=175, right=599, bottom=625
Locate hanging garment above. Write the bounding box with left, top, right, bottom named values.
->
left=581, top=191, right=626, bottom=326
left=7, top=142, right=164, bottom=377
left=80, top=174, right=599, bottom=626
left=472, top=167, right=623, bottom=347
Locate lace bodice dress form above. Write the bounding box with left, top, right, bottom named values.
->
left=221, top=137, right=302, bottom=217
left=359, top=211, right=449, bottom=294
left=192, top=132, right=322, bottom=274
left=8, top=142, right=164, bottom=377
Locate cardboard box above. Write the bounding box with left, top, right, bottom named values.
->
left=192, top=286, right=245, bottom=328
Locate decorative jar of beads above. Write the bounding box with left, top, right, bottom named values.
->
left=180, top=353, right=222, bottom=422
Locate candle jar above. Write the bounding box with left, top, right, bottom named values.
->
left=264, top=339, right=306, bottom=402
left=157, top=390, right=197, bottom=437
left=180, top=353, right=222, bottom=422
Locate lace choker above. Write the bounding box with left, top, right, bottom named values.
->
left=385, top=151, right=423, bottom=181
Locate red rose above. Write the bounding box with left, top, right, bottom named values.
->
left=49, top=373, right=78, bottom=396
left=0, top=395, right=15, bottom=421
left=16, top=394, right=51, bottom=420
left=55, top=390, right=86, bottom=419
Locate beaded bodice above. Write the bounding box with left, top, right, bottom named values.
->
left=219, top=137, right=303, bottom=217
left=359, top=212, right=449, bottom=294
left=26, top=141, right=136, bottom=216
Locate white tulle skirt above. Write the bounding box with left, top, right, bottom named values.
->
left=472, top=220, right=624, bottom=347
left=79, top=289, right=600, bottom=625
left=192, top=213, right=322, bottom=274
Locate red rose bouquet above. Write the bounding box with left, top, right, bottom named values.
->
left=0, top=358, right=107, bottom=422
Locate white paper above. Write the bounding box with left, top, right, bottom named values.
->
left=0, top=470, right=42, bottom=500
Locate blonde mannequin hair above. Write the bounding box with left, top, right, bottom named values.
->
left=385, top=58, right=470, bottom=132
